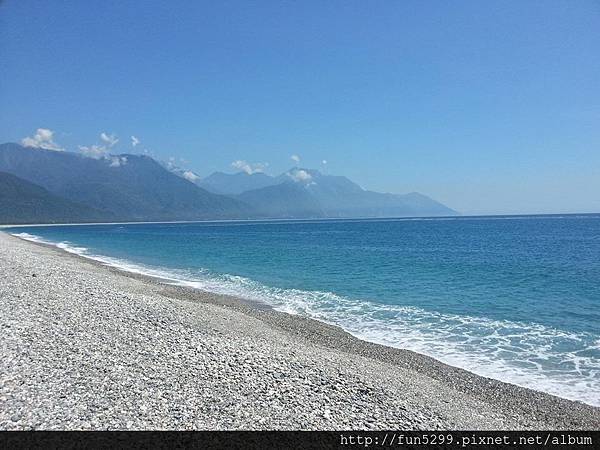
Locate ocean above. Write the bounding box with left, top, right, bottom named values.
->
left=9, top=215, right=600, bottom=406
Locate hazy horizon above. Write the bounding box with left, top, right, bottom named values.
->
left=1, top=1, right=599, bottom=216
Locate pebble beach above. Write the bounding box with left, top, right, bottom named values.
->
left=1, top=231, right=598, bottom=430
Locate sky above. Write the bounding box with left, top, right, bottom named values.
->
left=1, top=0, right=599, bottom=215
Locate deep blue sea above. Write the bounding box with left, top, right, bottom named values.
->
left=10, top=215, right=600, bottom=406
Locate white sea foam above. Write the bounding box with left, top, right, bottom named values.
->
left=12, top=232, right=50, bottom=244
left=11, top=231, right=600, bottom=406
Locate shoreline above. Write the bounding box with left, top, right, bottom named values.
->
left=1, top=231, right=599, bottom=429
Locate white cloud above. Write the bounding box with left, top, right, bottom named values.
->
left=78, top=144, right=109, bottom=159
left=100, top=132, right=119, bottom=147
left=109, top=156, right=128, bottom=167
left=291, top=154, right=300, bottom=163
left=21, top=128, right=64, bottom=151
left=131, top=135, right=140, bottom=147
left=231, top=160, right=268, bottom=175
left=78, top=131, right=129, bottom=168
left=322, top=160, right=327, bottom=165
left=80, top=132, right=121, bottom=159
left=182, top=170, right=200, bottom=182
left=287, top=169, right=312, bottom=183
left=164, top=157, right=177, bottom=170
left=78, top=143, right=127, bottom=167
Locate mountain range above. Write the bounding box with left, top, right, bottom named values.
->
left=0, top=142, right=457, bottom=224
left=194, top=167, right=456, bottom=219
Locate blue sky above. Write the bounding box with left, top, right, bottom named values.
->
left=1, top=0, right=599, bottom=214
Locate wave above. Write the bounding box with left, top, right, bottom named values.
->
left=12, top=231, right=600, bottom=407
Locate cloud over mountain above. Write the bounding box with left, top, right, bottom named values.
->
left=231, top=160, right=268, bottom=175
left=182, top=170, right=200, bottom=182
left=78, top=133, right=127, bottom=166
left=21, top=128, right=63, bottom=151
left=109, top=156, right=128, bottom=167
left=287, top=169, right=312, bottom=183
left=78, top=144, right=109, bottom=159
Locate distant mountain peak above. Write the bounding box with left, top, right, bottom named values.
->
left=277, top=167, right=364, bottom=193
left=160, top=159, right=203, bottom=184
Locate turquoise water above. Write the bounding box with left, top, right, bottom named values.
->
left=10, top=215, right=600, bottom=406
